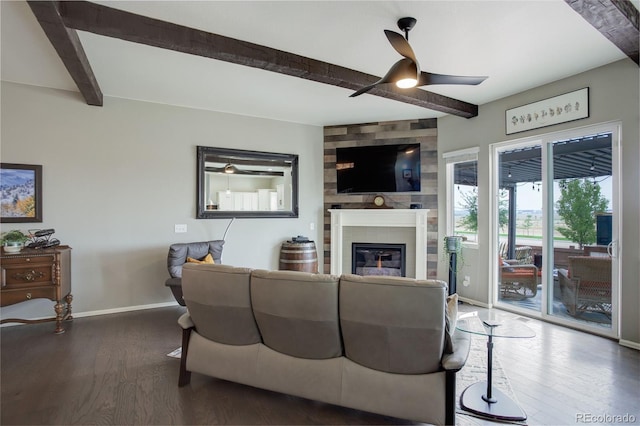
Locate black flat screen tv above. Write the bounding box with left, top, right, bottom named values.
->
left=336, top=143, right=421, bottom=194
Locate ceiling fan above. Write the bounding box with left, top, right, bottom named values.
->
left=350, top=17, right=487, bottom=98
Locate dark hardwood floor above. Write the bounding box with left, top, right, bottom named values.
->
left=1, top=305, right=638, bottom=425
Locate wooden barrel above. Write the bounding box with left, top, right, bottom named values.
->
left=279, top=241, right=318, bottom=273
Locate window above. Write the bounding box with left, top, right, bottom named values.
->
left=444, top=148, right=479, bottom=244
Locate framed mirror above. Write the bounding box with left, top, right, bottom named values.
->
left=197, top=146, right=299, bottom=219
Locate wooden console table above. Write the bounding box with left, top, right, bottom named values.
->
left=1, top=245, right=72, bottom=334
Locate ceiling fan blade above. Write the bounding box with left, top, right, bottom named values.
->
left=350, top=58, right=417, bottom=97
left=350, top=83, right=380, bottom=97
left=384, top=30, right=419, bottom=65
left=418, top=72, right=487, bottom=86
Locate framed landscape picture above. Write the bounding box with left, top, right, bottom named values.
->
left=0, top=163, right=43, bottom=223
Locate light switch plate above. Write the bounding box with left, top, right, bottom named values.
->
left=175, top=224, right=187, bottom=233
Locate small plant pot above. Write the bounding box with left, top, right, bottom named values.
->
left=3, top=242, right=24, bottom=254
left=444, top=236, right=463, bottom=253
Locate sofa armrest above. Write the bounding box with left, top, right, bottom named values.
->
left=441, top=330, right=471, bottom=372
left=558, top=268, right=577, bottom=291
left=178, top=312, right=194, bottom=330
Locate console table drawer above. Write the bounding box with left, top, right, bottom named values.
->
left=2, top=264, right=53, bottom=288
left=1, top=254, right=55, bottom=265
left=0, top=286, right=57, bottom=306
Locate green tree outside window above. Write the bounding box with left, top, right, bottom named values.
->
left=556, top=179, right=609, bottom=249
left=457, top=190, right=509, bottom=232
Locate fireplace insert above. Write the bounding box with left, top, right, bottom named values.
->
left=352, top=243, right=406, bottom=277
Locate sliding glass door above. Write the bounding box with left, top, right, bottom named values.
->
left=493, top=123, right=619, bottom=338
left=496, top=140, right=543, bottom=314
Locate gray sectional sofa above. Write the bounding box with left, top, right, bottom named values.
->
left=177, top=263, right=470, bottom=425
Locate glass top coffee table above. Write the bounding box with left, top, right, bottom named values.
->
left=457, top=312, right=535, bottom=422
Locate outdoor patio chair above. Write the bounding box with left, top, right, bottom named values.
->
left=498, top=243, right=533, bottom=265
left=498, top=241, right=509, bottom=259
left=505, top=246, right=533, bottom=265
left=558, top=256, right=612, bottom=317
left=499, top=257, right=538, bottom=299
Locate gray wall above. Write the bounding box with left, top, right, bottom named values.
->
left=437, top=59, right=640, bottom=346
left=1, top=82, right=324, bottom=320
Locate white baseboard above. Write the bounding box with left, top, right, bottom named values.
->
left=457, top=296, right=492, bottom=309
left=619, top=339, right=640, bottom=351
left=1, top=301, right=180, bottom=328
left=73, top=301, right=180, bottom=319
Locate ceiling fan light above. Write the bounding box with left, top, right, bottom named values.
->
left=396, top=78, right=418, bottom=88
left=224, top=163, right=237, bottom=173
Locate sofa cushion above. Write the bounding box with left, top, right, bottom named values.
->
left=182, top=263, right=261, bottom=345
left=251, top=269, right=342, bottom=359
left=339, top=274, right=447, bottom=374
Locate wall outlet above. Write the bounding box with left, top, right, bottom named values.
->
left=309, top=222, right=315, bottom=231
left=463, top=276, right=471, bottom=287
left=174, top=224, right=187, bottom=233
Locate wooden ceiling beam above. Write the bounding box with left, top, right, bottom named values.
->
left=564, top=0, right=639, bottom=65
left=27, top=1, right=103, bottom=106
left=56, top=1, right=478, bottom=118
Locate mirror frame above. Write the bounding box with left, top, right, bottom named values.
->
left=197, top=146, right=299, bottom=219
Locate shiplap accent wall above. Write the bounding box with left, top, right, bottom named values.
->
left=323, top=118, right=439, bottom=277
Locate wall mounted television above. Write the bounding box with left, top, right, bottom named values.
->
left=336, top=143, right=421, bottom=194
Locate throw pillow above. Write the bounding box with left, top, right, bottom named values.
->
left=444, top=293, right=458, bottom=354
left=186, top=253, right=215, bottom=264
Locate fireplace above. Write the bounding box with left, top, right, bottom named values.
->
left=329, top=209, right=429, bottom=279
left=352, top=243, right=406, bottom=277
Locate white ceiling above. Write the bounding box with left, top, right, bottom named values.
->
left=1, top=0, right=632, bottom=126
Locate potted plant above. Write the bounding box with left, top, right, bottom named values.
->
left=443, top=236, right=466, bottom=295
left=444, top=235, right=463, bottom=254
left=1, top=230, right=30, bottom=253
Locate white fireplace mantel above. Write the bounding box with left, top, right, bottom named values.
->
left=329, top=209, right=429, bottom=279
